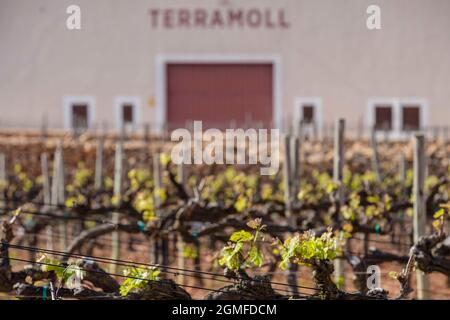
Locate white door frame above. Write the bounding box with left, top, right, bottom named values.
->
left=293, top=97, right=323, bottom=139
left=155, top=54, right=282, bottom=133
left=114, top=96, right=142, bottom=130
left=366, top=98, right=397, bottom=139
left=398, top=98, right=429, bottom=136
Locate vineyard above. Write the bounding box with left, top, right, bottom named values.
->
left=0, top=124, right=450, bottom=301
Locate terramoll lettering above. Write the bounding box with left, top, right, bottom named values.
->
left=148, top=8, right=290, bottom=29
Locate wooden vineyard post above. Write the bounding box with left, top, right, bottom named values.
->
left=283, top=135, right=299, bottom=296
left=58, top=145, right=66, bottom=250
left=290, top=135, right=300, bottom=199
left=0, top=154, right=3, bottom=204
left=153, top=155, right=161, bottom=203
left=398, top=151, right=409, bottom=254
left=370, top=126, right=382, bottom=183
left=433, top=126, right=439, bottom=142
left=322, top=123, right=328, bottom=142
left=399, top=152, right=407, bottom=183
left=143, top=123, right=150, bottom=143
left=0, top=153, right=5, bottom=239
left=283, top=135, right=293, bottom=222
left=153, top=154, right=171, bottom=274
left=152, top=154, right=161, bottom=265
left=294, top=117, right=303, bottom=140
left=0, top=153, right=5, bottom=183
left=356, top=117, right=363, bottom=141
left=413, top=133, right=429, bottom=299
left=366, top=126, right=383, bottom=254
left=41, top=154, right=51, bottom=206
left=193, top=238, right=204, bottom=286
left=120, top=124, right=126, bottom=142
left=333, top=119, right=346, bottom=290
left=291, top=135, right=301, bottom=294
left=94, top=137, right=104, bottom=190
left=51, top=142, right=67, bottom=251
left=152, top=154, right=162, bottom=265
left=176, top=161, right=186, bottom=285
left=141, top=124, right=150, bottom=165
left=40, top=114, right=48, bottom=142
left=446, top=127, right=450, bottom=174
left=111, top=141, right=123, bottom=274
left=41, top=153, right=53, bottom=251
left=170, top=161, right=188, bottom=266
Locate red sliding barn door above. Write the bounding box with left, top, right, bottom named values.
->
left=166, top=63, right=273, bottom=130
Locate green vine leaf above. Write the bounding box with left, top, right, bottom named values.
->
left=229, top=230, right=253, bottom=243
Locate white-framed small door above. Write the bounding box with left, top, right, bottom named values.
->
left=114, top=96, right=141, bottom=132
left=63, top=96, right=96, bottom=132
left=293, top=97, right=322, bottom=139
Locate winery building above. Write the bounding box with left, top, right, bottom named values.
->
left=1, top=0, right=450, bottom=138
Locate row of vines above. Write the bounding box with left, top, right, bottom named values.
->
left=0, top=128, right=450, bottom=300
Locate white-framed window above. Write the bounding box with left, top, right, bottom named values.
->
left=114, top=96, right=141, bottom=130
left=293, top=97, right=322, bottom=138
left=63, top=96, right=95, bottom=131
left=367, top=98, right=428, bottom=137
left=399, top=100, right=427, bottom=132
left=368, top=99, right=395, bottom=132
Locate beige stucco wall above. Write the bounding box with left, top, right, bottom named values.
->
left=1, top=0, right=449, bottom=134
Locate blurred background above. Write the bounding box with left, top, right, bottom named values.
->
left=1, top=0, right=450, bottom=139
